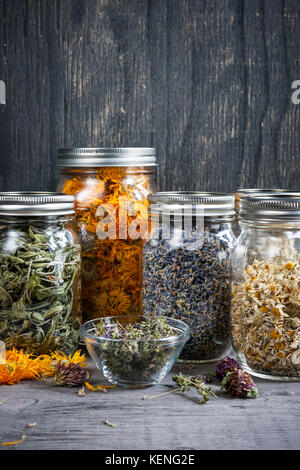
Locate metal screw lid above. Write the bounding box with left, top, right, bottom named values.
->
left=0, top=192, right=75, bottom=216
left=148, top=191, right=235, bottom=217
left=240, top=192, right=300, bottom=222
left=233, top=188, right=288, bottom=211
left=58, top=148, right=157, bottom=168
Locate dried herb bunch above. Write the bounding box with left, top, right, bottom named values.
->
left=0, top=220, right=81, bottom=354
left=93, top=317, right=181, bottom=384
left=143, top=223, right=234, bottom=361
left=61, top=167, right=153, bottom=321
left=232, top=246, right=300, bottom=377
left=173, top=373, right=216, bottom=402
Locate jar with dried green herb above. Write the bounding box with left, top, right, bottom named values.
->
left=0, top=193, right=81, bottom=355
left=232, top=193, right=300, bottom=380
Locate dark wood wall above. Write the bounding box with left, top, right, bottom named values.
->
left=0, top=0, right=299, bottom=193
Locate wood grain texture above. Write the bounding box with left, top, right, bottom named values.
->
left=0, top=359, right=300, bottom=450
left=0, top=0, right=299, bottom=193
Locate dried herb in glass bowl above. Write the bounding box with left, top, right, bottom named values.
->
left=81, top=315, right=190, bottom=388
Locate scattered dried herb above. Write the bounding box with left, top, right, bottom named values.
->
left=143, top=373, right=216, bottom=404
left=61, top=167, right=152, bottom=321
left=143, top=224, right=233, bottom=361
left=232, top=252, right=300, bottom=377
left=173, top=373, right=217, bottom=403
left=0, top=223, right=81, bottom=354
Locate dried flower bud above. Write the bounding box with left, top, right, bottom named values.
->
left=53, top=361, right=89, bottom=387
left=216, top=356, right=241, bottom=380
left=221, top=369, right=258, bottom=399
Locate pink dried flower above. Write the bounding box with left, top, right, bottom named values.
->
left=221, top=369, right=258, bottom=399
left=216, top=356, right=241, bottom=380
left=53, top=361, right=89, bottom=387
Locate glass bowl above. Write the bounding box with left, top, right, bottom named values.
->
left=80, top=315, right=190, bottom=388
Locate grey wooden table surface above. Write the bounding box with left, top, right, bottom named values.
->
left=1, top=357, right=299, bottom=451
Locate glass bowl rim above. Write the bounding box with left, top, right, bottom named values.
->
left=80, top=315, right=190, bottom=345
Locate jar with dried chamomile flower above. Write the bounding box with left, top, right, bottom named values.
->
left=232, top=193, right=300, bottom=380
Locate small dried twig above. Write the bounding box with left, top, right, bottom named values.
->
left=143, top=388, right=181, bottom=400
left=104, top=419, right=115, bottom=428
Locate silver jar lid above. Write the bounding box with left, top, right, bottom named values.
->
left=58, top=148, right=157, bottom=168
left=0, top=192, right=75, bottom=216
left=240, top=193, right=300, bottom=223
left=236, top=188, right=288, bottom=194
left=234, top=189, right=288, bottom=211
left=148, top=192, right=235, bottom=217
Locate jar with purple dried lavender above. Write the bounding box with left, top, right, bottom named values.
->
left=142, top=192, right=236, bottom=363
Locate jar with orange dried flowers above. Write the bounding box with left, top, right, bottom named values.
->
left=57, top=148, right=157, bottom=322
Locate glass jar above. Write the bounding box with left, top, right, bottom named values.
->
left=57, top=148, right=157, bottom=322
left=232, top=189, right=288, bottom=237
left=142, top=192, right=236, bottom=363
left=232, top=193, right=300, bottom=380
left=0, top=192, right=81, bottom=355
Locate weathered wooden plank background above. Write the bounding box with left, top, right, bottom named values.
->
left=0, top=0, right=299, bottom=192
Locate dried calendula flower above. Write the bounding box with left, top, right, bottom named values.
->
left=84, top=382, right=116, bottom=392
left=1, top=435, right=26, bottom=446
left=0, top=348, right=87, bottom=385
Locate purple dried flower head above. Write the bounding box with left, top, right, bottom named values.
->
left=53, top=361, right=89, bottom=387
left=221, top=369, right=258, bottom=399
left=216, top=356, right=241, bottom=380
